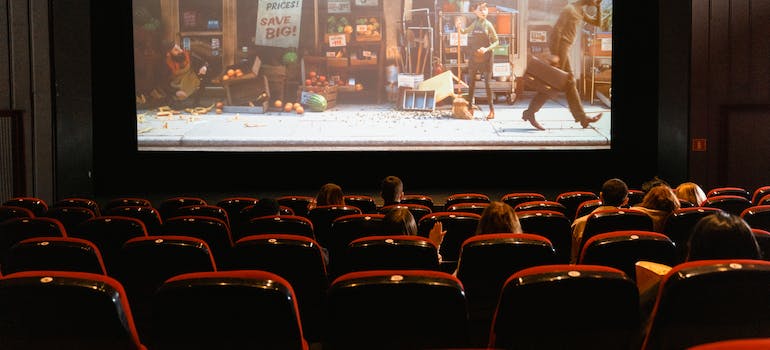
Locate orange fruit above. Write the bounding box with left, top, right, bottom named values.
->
left=295, top=106, right=304, bottom=114
left=227, top=69, right=236, bottom=77
left=222, top=75, right=230, bottom=81
left=284, top=102, right=294, bottom=112
left=274, top=100, right=283, bottom=108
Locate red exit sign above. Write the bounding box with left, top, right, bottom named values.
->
left=692, top=138, right=707, bottom=152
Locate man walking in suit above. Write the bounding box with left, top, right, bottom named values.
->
left=522, top=0, right=604, bottom=131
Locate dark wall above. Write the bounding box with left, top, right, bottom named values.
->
left=87, top=1, right=664, bottom=196
left=687, top=0, right=770, bottom=192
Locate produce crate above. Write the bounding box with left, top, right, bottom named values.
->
left=221, top=72, right=270, bottom=108
left=297, top=86, right=337, bottom=109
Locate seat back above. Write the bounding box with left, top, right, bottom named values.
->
left=104, top=205, right=163, bottom=235
left=417, top=211, right=481, bottom=269
left=0, top=205, right=34, bottom=223
left=627, top=189, right=646, bottom=206
left=752, top=186, right=770, bottom=205
left=579, top=230, right=677, bottom=280
left=68, top=215, right=148, bottom=274
left=160, top=215, right=233, bottom=264
left=701, top=195, right=753, bottom=216
left=344, top=195, right=378, bottom=213
left=456, top=233, right=557, bottom=347
left=102, top=197, right=152, bottom=213
left=2, top=236, right=107, bottom=275
left=514, top=200, right=570, bottom=217
left=215, top=196, right=258, bottom=231
left=325, top=270, right=469, bottom=350
left=168, top=204, right=230, bottom=228
left=326, top=213, right=385, bottom=277
left=580, top=208, right=654, bottom=253
left=401, top=194, right=435, bottom=210
left=344, top=235, right=440, bottom=273
left=307, top=205, right=362, bottom=249
left=445, top=202, right=490, bottom=215
left=228, top=234, right=328, bottom=342
left=742, top=205, right=770, bottom=231
left=642, top=259, right=770, bottom=350
left=500, top=192, right=547, bottom=209
left=277, top=195, right=314, bottom=218
left=662, top=207, right=723, bottom=263
left=555, top=191, right=600, bottom=222
left=379, top=203, right=433, bottom=222
left=490, top=264, right=640, bottom=350
left=115, top=235, right=217, bottom=337
left=156, top=196, right=207, bottom=221
left=688, top=337, right=770, bottom=349
left=239, top=214, right=315, bottom=242
left=2, top=197, right=48, bottom=217
left=43, top=206, right=97, bottom=234
left=517, top=210, right=573, bottom=263
left=0, top=217, right=67, bottom=260
left=575, top=199, right=603, bottom=220
left=151, top=270, right=308, bottom=350
left=444, top=193, right=490, bottom=209
left=706, top=186, right=751, bottom=200
left=0, top=270, right=145, bottom=350
left=52, top=197, right=102, bottom=216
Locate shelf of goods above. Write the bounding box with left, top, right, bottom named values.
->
left=438, top=9, right=517, bottom=104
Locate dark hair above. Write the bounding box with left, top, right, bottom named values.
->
left=600, top=178, right=629, bottom=207
left=381, top=176, right=403, bottom=206
left=686, top=211, right=762, bottom=261
left=382, top=207, right=418, bottom=235
left=476, top=201, right=522, bottom=235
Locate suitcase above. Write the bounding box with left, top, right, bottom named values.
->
left=524, top=55, right=570, bottom=97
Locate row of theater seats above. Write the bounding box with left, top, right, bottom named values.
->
left=3, top=259, right=770, bottom=349
left=2, top=187, right=770, bottom=349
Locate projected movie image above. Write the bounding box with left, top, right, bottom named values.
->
left=133, top=0, right=612, bottom=151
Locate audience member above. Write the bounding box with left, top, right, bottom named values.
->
left=308, top=183, right=345, bottom=211
left=380, top=175, right=405, bottom=207
left=641, top=176, right=670, bottom=193
left=382, top=207, right=447, bottom=264
left=674, top=181, right=707, bottom=207
left=686, top=211, right=762, bottom=261
left=631, top=184, right=681, bottom=232
left=570, top=178, right=629, bottom=263
left=475, top=201, right=522, bottom=235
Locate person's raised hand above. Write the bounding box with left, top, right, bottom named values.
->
left=429, top=221, right=446, bottom=247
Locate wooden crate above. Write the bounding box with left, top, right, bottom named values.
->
left=221, top=72, right=270, bottom=107
left=297, top=86, right=337, bottom=109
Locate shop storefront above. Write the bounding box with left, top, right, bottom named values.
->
left=132, top=0, right=610, bottom=113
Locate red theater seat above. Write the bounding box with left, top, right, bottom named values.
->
left=151, top=270, right=309, bottom=350
left=227, top=234, right=328, bottom=342
left=0, top=270, right=146, bottom=349
left=325, top=270, right=469, bottom=350
left=489, top=264, right=640, bottom=350
left=642, top=259, right=770, bottom=350
left=2, top=236, right=107, bottom=275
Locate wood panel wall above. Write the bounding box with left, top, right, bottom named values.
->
left=690, top=0, right=770, bottom=191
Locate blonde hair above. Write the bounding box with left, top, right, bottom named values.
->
left=675, top=182, right=707, bottom=206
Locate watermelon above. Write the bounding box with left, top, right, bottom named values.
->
left=282, top=51, right=298, bottom=65
left=306, top=94, right=327, bottom=112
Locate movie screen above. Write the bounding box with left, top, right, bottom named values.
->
left=132, top=0, right=613, bottom=152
